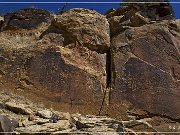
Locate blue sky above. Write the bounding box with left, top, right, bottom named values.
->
left=0, top=0, right=179, bottom=18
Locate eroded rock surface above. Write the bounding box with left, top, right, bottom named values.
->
left=1, top=91, right=179, bottom=134
left=53, top=8, right=110, bottom=53
left=106, top=2, right=174, bottom=37
left=2, top=8, right=54, bottom=30
left=0, top=4, right=180, bottom=134
left=108, top=21, right=180, bottom=120
left=0, top=8, right=109, bottom=116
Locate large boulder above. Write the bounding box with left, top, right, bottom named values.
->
left=106, top=2, right=174, bottom=37
left=107, top=21, right=180, bottom=120
left=53, top=8, right=110, bottom=53
left=5, top=102, right=33, bottom=115
left=0, top=8, right=110, bottom=115
left=2, top=8, right=54, bottom=30
left=108, top=1, right=174, bottom=20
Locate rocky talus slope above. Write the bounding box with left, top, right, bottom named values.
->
left=0, top=3, right=180, bottom=134
left=1, top=91, right=164, bottom=134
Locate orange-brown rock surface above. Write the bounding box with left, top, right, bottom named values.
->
left=106, top=7, right=180, bottom=120
left=0, top=8, right=109, bottom=116
left=0, top=3, right=180, bottom=134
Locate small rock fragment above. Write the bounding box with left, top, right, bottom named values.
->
left=36, top=110, right=53, bottom=119
left=5, top=102, right=33, bottom=115
left=28, top=114, right=35, bottom=121
left=50, top=113, right=61, bottom=123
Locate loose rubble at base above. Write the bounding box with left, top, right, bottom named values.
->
left=1, top=91, right=179, bottom=134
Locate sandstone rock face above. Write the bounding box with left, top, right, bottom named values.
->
left=109, top=21, right=180, bottom=120
left=3, top=8, right=54, bottom=30
left=107, top=2, right=173, bottom=37
left=0, top=8, right=109, bottom=116
left=53, top=8, right=110, bottom=53
left=0, top=4, right=180, bottom=134
left=105, top=4, right=180, bottom=120
left=0, top=91, right=179, bottom=134
left=107, top=2, right=173, bottom=20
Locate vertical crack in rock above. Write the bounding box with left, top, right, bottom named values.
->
left=98, top=47, right=111, bottom=116
left=106, top=47, right=117, bottom=107
left=106, top=48, right=112, bottom=89
left=99, top=47, right=114, bottom=115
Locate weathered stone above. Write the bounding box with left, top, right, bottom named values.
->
left=36, top=110, right=53, bottom=119
left=34, top=117, right=50, bottom=125
left=5, top=102, right=33, bottom=115
left=120, top=2, right=174, bottom=20
left=169, top=19, right=180, bottom=32
left=50, top=113, right=61, bottom=123
left=3, top=8, right=54, bottom=30
left=18, top=117, right=35, bottom=128
left=53, top=8, right=110, bottom=53
left=0, top=90, right=179, bottom=134
left=108, top=21, right=180, bottom=120
left=0, top=16, right=3, bottom=21
left=73, top=115, right=124, bottom=133
left=16, top=120, right=71, bottom=132
left=0, top=8, right=107, bottom=117
left=130, top=12, right=150, bottom=27
left=25, top=108, right=34, bottom=115
left=175, top=19, right=180, bottom=31
left=0, top=115, right=18, bottom=133
left=0, top=16, right=3, bottom=29
left=108, top=10, right=150, bottom=37
left=28, top=114, right=35, bottom=121
left=0, top=5, right=180, bottom=134
left=107, top=2, right=174, bottom=36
